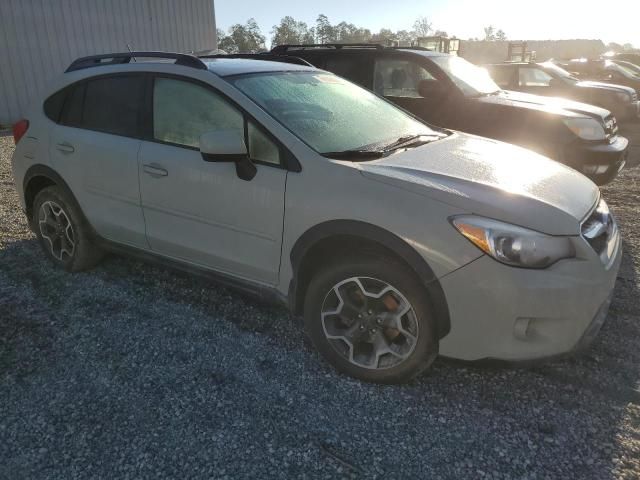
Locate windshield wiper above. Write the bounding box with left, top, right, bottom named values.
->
left=321, top=149, right=386, bottom=160
left=382, top=133, right=445, bottom=152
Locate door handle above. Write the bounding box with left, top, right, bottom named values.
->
left=143, top=163, right=168, bottom=177
left=55, top=142, right=75, bottom=154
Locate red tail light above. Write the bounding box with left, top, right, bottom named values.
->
left=12, top=119, right=29, bottom=145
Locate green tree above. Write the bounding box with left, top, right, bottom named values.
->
left=316, top=14, right=336, bottom=43
left=271, top=16, right=314, bottom=46
left=226, top=18, right=266, bottom=53
left=495, top=29, right=507, bottom=41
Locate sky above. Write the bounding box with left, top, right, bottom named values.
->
left=215, top=0, right=638, bottom=46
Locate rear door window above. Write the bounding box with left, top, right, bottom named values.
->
left=373, top=58, right=435, bottom=97
left=81, top=75, right=145, bottom=137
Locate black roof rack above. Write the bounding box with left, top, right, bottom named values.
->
left=271, top=43, right=433, bottom=54
left=271, top=43, right=385, bottom=54
left=198, top=53, right=313, bottom=67
left=65, top=51, right=207, bottom=73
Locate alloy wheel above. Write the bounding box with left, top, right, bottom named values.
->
left=320, top=276, right=419, bottom=370
left=38, top=200, right=76, bottom=261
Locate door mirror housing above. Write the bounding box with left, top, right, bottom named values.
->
left=417, top=79, right=450, bottom=99
left=199, top=130, right=257, bottom=181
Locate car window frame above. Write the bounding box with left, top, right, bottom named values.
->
left=145, top=73, right=300, bottom=172
left=55, top=72, right=147, bottom=139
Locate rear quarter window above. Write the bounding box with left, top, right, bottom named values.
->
left=43, top=88, right=69, bottom=123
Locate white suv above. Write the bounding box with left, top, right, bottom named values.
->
left=11, top=52, right=621, bottom=383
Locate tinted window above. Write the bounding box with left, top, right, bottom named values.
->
left=324, top=55, right=372, bottom=88
left=487, top=66, right=516, bottom=88
left=153, top=77, right=243, bottom=148
left=60, top=83, right=86, bottom=126
left=43, top=88, right=68, bottom=122
left=373, top=58, right=435, bottom=97
left=81, top=76, right=144, bottom=137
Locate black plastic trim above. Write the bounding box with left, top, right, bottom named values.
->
left=288, top=220, right=451, bottom=338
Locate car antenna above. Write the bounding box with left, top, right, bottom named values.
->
left=126, top=43, right=136, bottom=62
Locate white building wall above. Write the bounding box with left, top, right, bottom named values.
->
left=0, top=0, right=217, bottom=124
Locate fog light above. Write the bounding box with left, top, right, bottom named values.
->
left=513, top=318, right=531, bottom=340
left=583, top=165, right=609, bottom=175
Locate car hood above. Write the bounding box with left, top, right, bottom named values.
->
left=358, top=134, right=599, bottom=236
left=576, top=80, right=636, bottom=96
left=480, top=90, right=611, bottom=121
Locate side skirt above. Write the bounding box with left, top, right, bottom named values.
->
left=94, top=238, right=291, bottom=311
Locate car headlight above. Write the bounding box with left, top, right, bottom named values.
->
left=563, top=117, right=606, bottom=141
left=451, top=216, right=575, bottom=268
left=615, top=91, right=631, bottom=102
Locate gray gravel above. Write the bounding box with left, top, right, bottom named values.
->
left=1, top=130, right=640, bottom=479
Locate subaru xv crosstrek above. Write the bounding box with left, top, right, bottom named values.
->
left=11, top=52, right=621, bottom=383
left=271, top=44, right=629, bottom=185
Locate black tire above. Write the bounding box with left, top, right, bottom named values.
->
left=303, top=256, right=438, bottom=384
left=32, top=186, right=103, bottom=272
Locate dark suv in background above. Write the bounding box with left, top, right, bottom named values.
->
left=270, top=44, right=628, bottom=185
left=555, top=59, right=640, bottom=94
left=484, top=61, right=640, bottom=121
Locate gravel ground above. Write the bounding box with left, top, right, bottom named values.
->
left=1, top=129, right=639, bottom=479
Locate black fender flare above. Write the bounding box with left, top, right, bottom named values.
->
left=289, top=220, right=451, bottom=338
left=22, top=164, right=90, bottom=230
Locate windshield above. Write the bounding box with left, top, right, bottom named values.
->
left=539, top=62, right=580, bottom=83
left=230, top=72, right=437, bottom=155
left=430, top=55, right=500, bottom=96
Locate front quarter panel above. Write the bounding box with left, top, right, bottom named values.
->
left=278, top=154, right=483, bottom=296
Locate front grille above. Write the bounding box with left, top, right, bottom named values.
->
left=581, top=200, right=618, bottom=264
left=604, top=115, right=618, bottom=143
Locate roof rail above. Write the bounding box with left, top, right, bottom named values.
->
left=271, top=43, right=385, bottom=54
left=198, top=53, right=313, bottom=67
left=65, top=51, right=207, bottom=73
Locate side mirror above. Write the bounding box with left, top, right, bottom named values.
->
left=417, top=79, right=450, bottom=99
left=199, top=130, right=257, bottom=181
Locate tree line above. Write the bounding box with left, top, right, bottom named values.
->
left=217, top=14, right=509, bottom=53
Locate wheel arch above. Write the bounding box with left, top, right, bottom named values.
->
left=289, top=220, right=451, bottom=339
left=23, top=164, right=84, bottom=225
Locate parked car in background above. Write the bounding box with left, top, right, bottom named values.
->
left=484, top=61, right=640, bottom=121
left=608, top=53, right=640, bottom=68
left=271, top=44, right=628, bottom=184
left=611, top=59, right=640, bottom=77
left=556, top=59, right=640, bottom=94
left=12, top=52, right=622, bottom=383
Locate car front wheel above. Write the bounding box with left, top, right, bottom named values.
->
left=303, top=256, right=438, bottom=384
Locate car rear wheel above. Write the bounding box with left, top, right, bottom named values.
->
left=303, top=256, right=438, bottom=384
left=33, top=186, right=103, bottom=272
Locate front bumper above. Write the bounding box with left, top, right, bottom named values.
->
left=563, top=135, right=629, bottom=185
left=438, top=233, right=622, bottom=362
